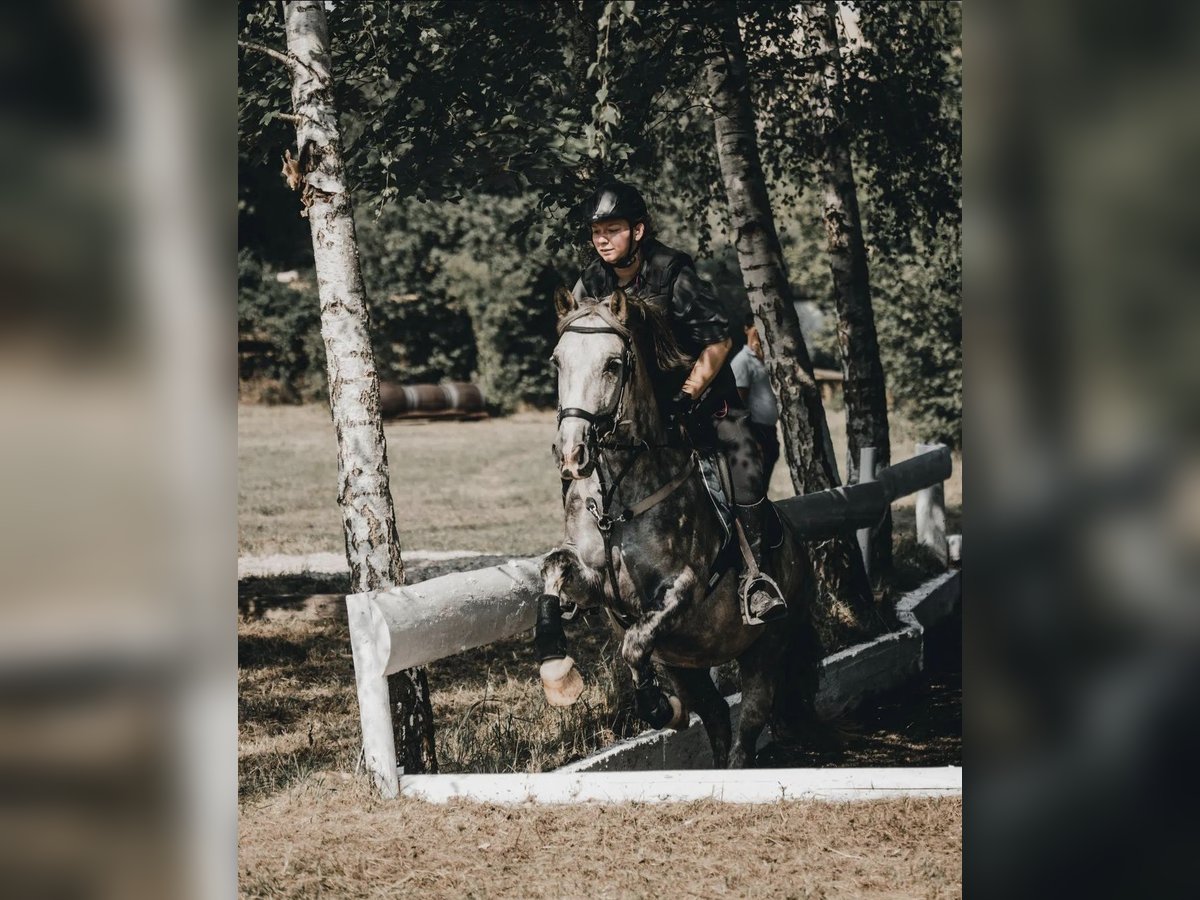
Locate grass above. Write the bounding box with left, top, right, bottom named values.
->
left=240, top=783, right=962, bottom=899
left=238, top=404, right=961, bottom=558
left=238, top=402, right=963, bottom=896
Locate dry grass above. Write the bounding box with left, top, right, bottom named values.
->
left=238, top=404, right=962, bottom=897
left=239, top=605, right=642, bottom=801
left=239, top=778, right=962, bottom=899
left=238, top=404, right=961, bottom=559
left=238, top=406, right=563, bottom=557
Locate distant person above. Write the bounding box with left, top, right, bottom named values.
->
left=731, top=314, right=780, bottom=489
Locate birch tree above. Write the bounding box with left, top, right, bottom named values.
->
left=704, top=1, right=877, bottom=630
left=800, top=1, right=892, bottom=575
left=241, top=1, right=437, bottom=776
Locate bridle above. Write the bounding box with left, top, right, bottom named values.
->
left=555, top=314, right=634, bottom=449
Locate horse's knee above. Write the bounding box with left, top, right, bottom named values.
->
left=620, top=626, right=651, bottom=670
left=540, top=548, right=577, bottom=596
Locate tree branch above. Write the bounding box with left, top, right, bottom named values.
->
left=237, top=40, right=319, bottom=80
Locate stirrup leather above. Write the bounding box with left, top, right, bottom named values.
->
left=732, top=516, right=788, bottom=626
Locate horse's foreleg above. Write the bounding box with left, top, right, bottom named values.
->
left=536, top=546, right=597, bottom=707
left=731, top=628, right=786, bottom=768
left=666, top=665, right=731, bottom=767
left=622, top=568, right=697, bottom=730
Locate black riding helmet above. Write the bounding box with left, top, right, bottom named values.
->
left=586, top=181, right=648, bottom=269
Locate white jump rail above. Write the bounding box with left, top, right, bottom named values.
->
left=347, top=447, right=958, bottom=799
left=400, top=766, right=961, bottom=805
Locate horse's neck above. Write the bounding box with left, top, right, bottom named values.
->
left=607, top=360, right=682, bottom=500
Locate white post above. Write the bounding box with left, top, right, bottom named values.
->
left=347, top=593, right=400, bottom=798
left=856, top=446, right=877, bottom=580
left=915, top=442, right=949, bottom=567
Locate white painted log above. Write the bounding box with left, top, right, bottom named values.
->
left=346, top=556, right=544, bottom=679
left=915, top=442, right=949, bottom=567
left=399, top=767, right=962, bottom=805
left=346, top=593, right=399, bottom=798
left=855, top=446, right=877, bottom=580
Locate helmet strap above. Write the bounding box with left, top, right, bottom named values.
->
left=611, top=224, right=642, bottom=270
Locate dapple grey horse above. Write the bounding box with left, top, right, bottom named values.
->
left=535, top=287, right=822, bottom=767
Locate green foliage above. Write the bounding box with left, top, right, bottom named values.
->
left=357, top=194, right=566, bottom=411
left=237, top=0, right=960, bottom=437
left=355, top=203, right=477, bottom=387
left=237, top=249, right=326, bottom=402
left=872, top=221, right=962, bottom=447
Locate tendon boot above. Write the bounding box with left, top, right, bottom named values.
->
left=734, top=499, right=788, bottom=625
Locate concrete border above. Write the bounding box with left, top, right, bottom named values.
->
left=399, top=767, right=962, bottom=805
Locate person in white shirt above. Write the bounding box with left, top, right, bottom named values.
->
left=731, top=314, right=780, bottom=488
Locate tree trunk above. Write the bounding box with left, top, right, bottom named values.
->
left=568, top=0, right=602, bottom=268
left=282, top=1, right=436, bottom=774
left=704, top=3, right=879, bottom=641
left=801, top=1, right=892, bottom=576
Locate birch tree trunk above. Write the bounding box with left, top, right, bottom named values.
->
left=801, top=1, right=892, bottom=576
left=282, top=1, right=436, bottom=775
left=704, top=3, right=878, bottom=638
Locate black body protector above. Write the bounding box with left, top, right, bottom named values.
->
left=571, top=228, right=787, bottom=623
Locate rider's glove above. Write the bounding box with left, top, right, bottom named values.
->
left=664, top=390, right=696, bottom=440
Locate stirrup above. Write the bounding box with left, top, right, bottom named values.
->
left=739, top=572, right=787, bottom=626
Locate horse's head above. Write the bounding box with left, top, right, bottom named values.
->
left=551, top=286, right=694, bottom=480
left=551, top=287, right=635, bottom=480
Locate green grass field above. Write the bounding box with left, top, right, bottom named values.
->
left=238, top=404, right=961, bottom=559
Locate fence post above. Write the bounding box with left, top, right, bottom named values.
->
left=856, top=447, right=877, bottom=581
left=915, top=442, right=949, bottom=567
left=347, top=593, right=400, bottom=798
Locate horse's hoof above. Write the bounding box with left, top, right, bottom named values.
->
left=540, top=657, right=584, bottom=707
left=666, top=695, right=689, bottom=731
left=635, top=684, right=677, bottom=729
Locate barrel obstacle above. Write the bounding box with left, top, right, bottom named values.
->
left=378, top=380, right=487, bottom=421
left=347, top=446, right=959, bottom=800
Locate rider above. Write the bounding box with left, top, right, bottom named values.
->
left=571, top=180, right=787, bottom=623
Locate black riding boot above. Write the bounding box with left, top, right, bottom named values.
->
left=735, top=498, right=788, bottom=623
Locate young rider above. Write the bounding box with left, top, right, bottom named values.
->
left=571, top=181, right=787, bottom=623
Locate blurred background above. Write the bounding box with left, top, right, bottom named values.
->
left=0, top=0, right=1195, bottom=896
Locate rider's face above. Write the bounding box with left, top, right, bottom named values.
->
left=590, top=219, right=644, bottom=266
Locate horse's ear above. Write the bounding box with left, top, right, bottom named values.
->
left=554, top=286, right=578, bottom=319
left=610, top=288, right=629, bottom=323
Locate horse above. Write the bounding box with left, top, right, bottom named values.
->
left=534, top=286, right=822, bottom=768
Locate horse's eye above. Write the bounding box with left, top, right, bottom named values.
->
left=604, top=358, right=622, bottom=374
left=549, top=356, right=559, bottom=369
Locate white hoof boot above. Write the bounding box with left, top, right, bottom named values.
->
left=540, top=657, right=584, bottom=707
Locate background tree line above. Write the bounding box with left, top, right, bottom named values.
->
left=239, top=1, right=960, bottom=446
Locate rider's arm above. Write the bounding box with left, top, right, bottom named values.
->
left=682, top=338, right=733, bottom=399
left=670, top=262, right=734, bottom=400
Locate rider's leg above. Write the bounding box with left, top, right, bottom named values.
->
left=715, top=408, right=787, bottom=622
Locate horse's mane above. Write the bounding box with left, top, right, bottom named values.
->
left=558, top=294, right=694, bottom=374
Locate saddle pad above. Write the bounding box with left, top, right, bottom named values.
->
left=697, top=452, right=735, bottom=539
